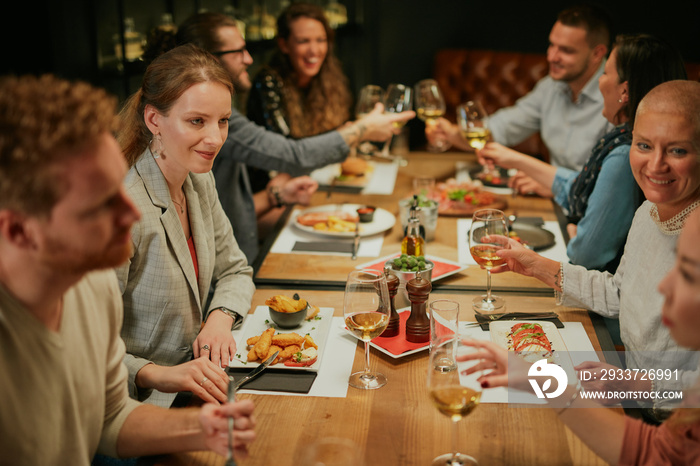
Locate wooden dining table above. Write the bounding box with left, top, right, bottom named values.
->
left=147, top=150, right=618, bottom=465
left=152, top=288, right=616, bottom=466
left=253, top=151, right=565, bottom=294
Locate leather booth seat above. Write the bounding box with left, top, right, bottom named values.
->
left=434, top=48, right=700, bottom=160
left=433, top=48, right=550, bottom=159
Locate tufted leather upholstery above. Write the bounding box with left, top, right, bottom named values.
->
left=433, top=49, right=550, bottom=159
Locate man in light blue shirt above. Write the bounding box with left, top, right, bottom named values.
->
left=431, top=5, right=612, bottom=194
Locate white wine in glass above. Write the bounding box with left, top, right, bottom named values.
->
left=456, top=100, right=492, bottom=150
left=415, top=79, right=449, bottom=152
left=343, top=269, right=391, bottom=390
left=428, top=336, right=481, bottom=466
left=469, top=209, right=508, bottom=316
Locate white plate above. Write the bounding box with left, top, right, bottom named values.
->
left=231, top=306, right=333, bottom=372
left=293, top=204, right=396, bottom=238
left=490, top=320, right=575, bottom=375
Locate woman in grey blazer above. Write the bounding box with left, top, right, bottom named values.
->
left=116, top=44, right=255, bottom=407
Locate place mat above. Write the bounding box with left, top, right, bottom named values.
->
left=292, top=241, right=353, bottom=254
left=231, top=317, right=356, bottom=398
left=371, top=311, right=429, bottom=357
left=227, top=368, right=317, bottom=393
left=310, top=161, right=398, bottom=195
left=270, top=212, right=384, bottom=257
left=457, top=219, right=569, bottom=264
left=358, top=253, right=466, bottom=282
left=473, top=312, right=563, bottom=331
left=460, top=321, right=599, bottom=404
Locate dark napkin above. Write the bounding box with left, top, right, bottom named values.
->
left=318, top=184, right=364, bottom=194
left=474, top=312, right=563, bottom=331
left=292, top=241, right=353, bottom=254
left=227, top=368, right=317, bottom=393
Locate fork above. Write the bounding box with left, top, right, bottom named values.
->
left=225, top=376, right=237, bottom=466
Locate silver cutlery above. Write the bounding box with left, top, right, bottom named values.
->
left=351, top=220, right=360, bottom=260
left=464, top=313, right=559, bottom=328
left=225, top=375, right=237, bottom=466
left=232, top=350, right=279, bottom=390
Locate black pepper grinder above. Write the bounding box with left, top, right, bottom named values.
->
left=382, top=266, right=401, bottom=337
left=405, top=275, right=432, bottom=343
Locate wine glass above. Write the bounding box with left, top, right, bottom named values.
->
left=356, top=85, right=385, bottom=155
left=356, top=84, right=385, bottom=119
left=414, top=79, right=449, bottom=153
left=469, top=209, right=508, bottom=316
left=381, top=83, right=413, bottom=161
left=343, top=269, right=391, bottom=390
left=427, top=335, right=481, bottom=465
left=456, top=100, right=501, bottom=182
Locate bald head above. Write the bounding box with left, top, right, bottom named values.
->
left=636, top=80, right=700, bottom=141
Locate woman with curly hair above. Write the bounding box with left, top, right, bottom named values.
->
left=247, top=2, right=353, bottom=190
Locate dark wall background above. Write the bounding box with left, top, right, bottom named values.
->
left=2, top=0, right=697, bottom=99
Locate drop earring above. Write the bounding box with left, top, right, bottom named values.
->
left=151, top=133, right=163, bottom=159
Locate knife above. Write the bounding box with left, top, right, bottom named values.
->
left=351, top=220, right=360, bottom=260
left=232, top=350, right=279, bottom=390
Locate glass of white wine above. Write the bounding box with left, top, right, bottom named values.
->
left=456, top=100, right=491, bottom=151
left=415, top=79, right=449, bottom=153
left=343, top=269, right=391, bottom=390
left=469, top=209, right=508, bottom=316
left=428, top=335, right=481, bottom=466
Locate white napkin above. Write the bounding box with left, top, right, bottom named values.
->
left=457, top=219, right=569, bottom=265
left=310, top=161, right=398, bottom=195
left=461, top=321, right=599, bottom=404
left=270, top=211, right=384, bottom=257
left=233, top=316, right=356, bottom=398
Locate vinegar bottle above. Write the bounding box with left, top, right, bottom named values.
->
left=401, top=196, right=425, bottom=256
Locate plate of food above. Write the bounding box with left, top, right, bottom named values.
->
left=294, top=204, right=395, bottom=237
left=490, top=321, right=570, bottom=365
left=436, top=180, right=508, bottom=217
left=310, top=158, right=375, bottom=189
left=231, top=302, right=333, bottom=372
left=508, top=223, right=556, bottom=251
left=469, top=166, right=510, bottom=188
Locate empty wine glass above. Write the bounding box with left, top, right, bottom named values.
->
left=468, top=209, right=508, bottom=316
left=381, top=83, right=413, bottom=162
left=427, top=335, right=481, bottom=465
left=356, top=84, right=385, bottom=119
left=356, top=85, right=385, bottom=155
left=415, top=79, right=449, bottom=152
left=343, top=269, right=391, bottom=389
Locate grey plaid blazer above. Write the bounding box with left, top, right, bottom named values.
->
left=115, top=150, right=255, bottom=406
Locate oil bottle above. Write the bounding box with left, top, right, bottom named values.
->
left=401, top=195, right=425, bottom=256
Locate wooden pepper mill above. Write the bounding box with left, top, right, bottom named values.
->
left=405, top=275, right=432, bottom=342
left=382, top=267, right=401, bottom=337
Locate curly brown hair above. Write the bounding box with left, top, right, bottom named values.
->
left=268, top=2, right=351, bottom=138
left=118, top=44, right=233, bottom=167
left=0, top=74, right=117, bottom=215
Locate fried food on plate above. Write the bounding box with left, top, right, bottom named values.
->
left=266, top=295, right=307, bottom=313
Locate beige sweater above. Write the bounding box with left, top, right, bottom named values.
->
left=0, top=270, right=140, bottom=465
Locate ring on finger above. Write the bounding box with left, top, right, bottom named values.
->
left=200, top=376, right=208, bottom=386
left=201, top=344, right=210, bottom=352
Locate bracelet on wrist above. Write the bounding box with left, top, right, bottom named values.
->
left=556, top=379, right=581, bottom=415
left=554, top=261, right=565, bottom=306
left=267, top=185, right=285, bottom=208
